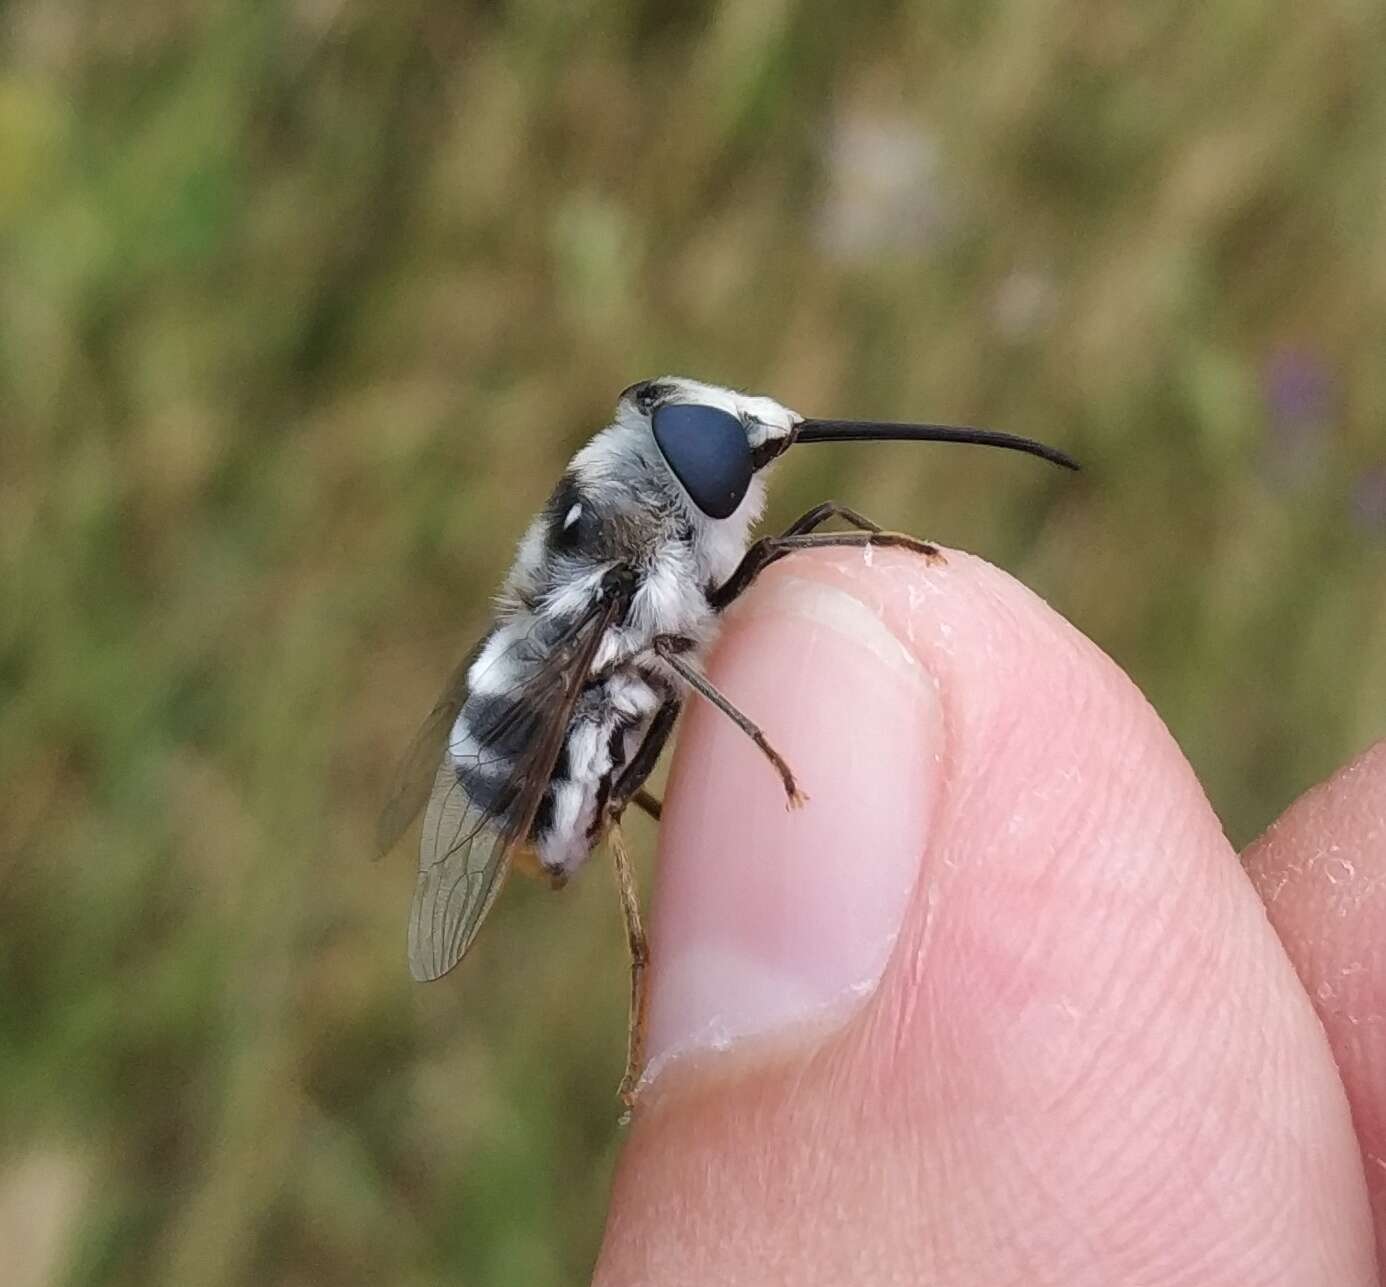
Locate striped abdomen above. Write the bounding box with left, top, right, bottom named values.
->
left=447, top=662, right=672, bottom=881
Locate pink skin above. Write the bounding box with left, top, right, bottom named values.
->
left=595, top=548, right=1383, bottom=1285
left=1244, top=741, right=1386, bottom=1265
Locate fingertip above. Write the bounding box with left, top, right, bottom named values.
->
left=604, top=548, right=1376, bottom=1284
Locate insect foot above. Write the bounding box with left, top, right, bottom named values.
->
left=867, top=531, right=944, bottom=563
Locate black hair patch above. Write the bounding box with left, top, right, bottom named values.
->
left=545, top=473, right=602, bottom=553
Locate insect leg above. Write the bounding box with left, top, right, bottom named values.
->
left=599, top=697, right=680, bottom=1108
left=630, top=789, right=662, bottom=821
left=780, top=500, right=882, bottom=536
left=708, top=528, right=940, bottom=610
left=653, top=638, right=805, bottom=807
left=608, top=820, right=649, bottom=1109
left=609, top=698, right=680, bottom=815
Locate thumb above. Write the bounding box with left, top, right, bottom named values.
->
left=597, top=549, right=1374, bottom=1286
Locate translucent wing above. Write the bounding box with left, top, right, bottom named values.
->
left=375, top=648, right=478, bottom=859
left=376, top=604, right=608, bottom=860
left=408, top=760, right=512, bottom=980
left=404, top=591, right=624, bottom=981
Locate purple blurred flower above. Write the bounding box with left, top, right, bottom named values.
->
left=1265, top=348, right=1335, bottom=428
left=1261, top=346, right=1338, bottom=483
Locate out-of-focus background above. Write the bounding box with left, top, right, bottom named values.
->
left=3, top=2, right=1384, bottom=1283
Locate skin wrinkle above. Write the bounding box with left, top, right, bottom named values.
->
left=1119, top=1082, right=1241, bottom=1268
left=1026, top=985, right=1210, bottom=1269
left=1093, top=1095, right=1195, bottom=1255
left=1002, top=1123, right=1108, bottom=1278
left=1014, top=747, right=1225, bottom=1139
left=942, top=799, right=1178, bottom=1101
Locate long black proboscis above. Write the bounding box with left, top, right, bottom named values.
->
left=794, top=419, right=1080, bottom=471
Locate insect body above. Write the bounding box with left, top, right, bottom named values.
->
left=379, top=376, right=1077, bottom=1103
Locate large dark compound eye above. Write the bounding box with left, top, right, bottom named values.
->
left=651, top=403, right=752, bottom=520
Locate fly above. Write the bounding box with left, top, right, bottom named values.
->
left=377, top=376, right=1078, bottom=1106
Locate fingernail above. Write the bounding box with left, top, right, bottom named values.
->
left=643, top=568, right=944, bottom=1082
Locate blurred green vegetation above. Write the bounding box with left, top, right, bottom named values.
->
left=2, top=1, right=1384, bottom=1283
